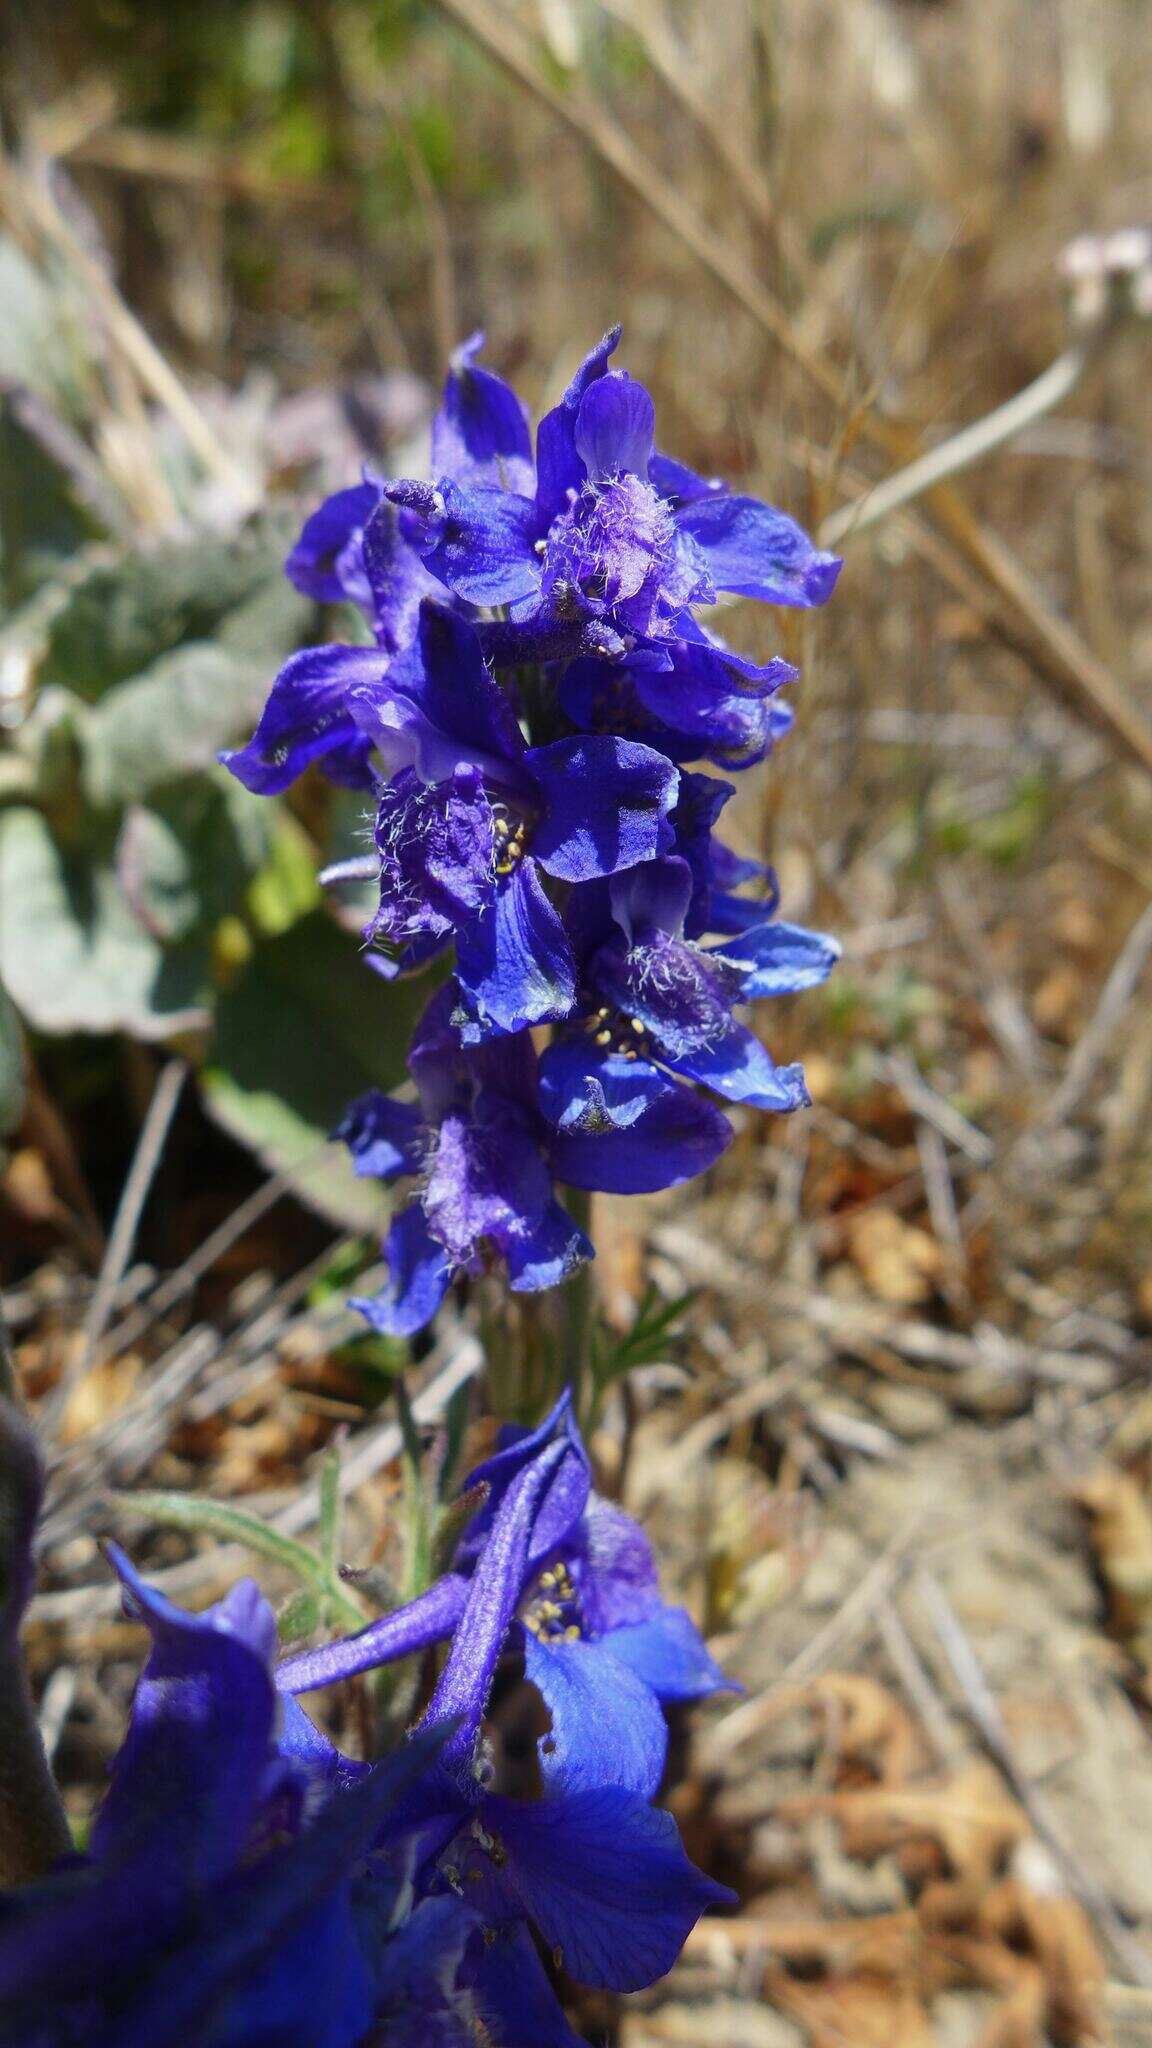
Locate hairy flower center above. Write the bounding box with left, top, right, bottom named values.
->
left=543, top=474, right=676, bottom=613
left=522, top=1560, right=582, bottom=1643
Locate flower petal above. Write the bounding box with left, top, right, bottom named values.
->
left=456, top=1391, right=591, bottom=1577
left=285, top=480, right=380, bottom=607
left=573, top=1496, right=659, bottom=1630
left=672, top=1021, right=810, bottom=1111
left=92, top=1550, right=276, bottom=1883
left=108, top=1733, right=447, bottom=2048
left=545, top=1056, right=725, bottom=1187
left=276, top=1574, right=469, bottom=1696
left=352, top=602, right=524, bottom=785
left=351, top=1204, right=453, bottom=1338
left=573, top=372, right=655, bottom=481
left=648, top=451, right=723, bottom=506
left=368, top=766, right=495, bottom=946
left=221, top=644, right=384, bottom=794
left=607, top=853, right=695, bottom=943
left=528, top=736, right=678, bottom=883
left=603, top=1606, right=732, bottom=1702
left=423, top=1438, right=574, bottom=1770
left=373, top=1894, right=483, bottom=2046
left=404, top=478, right=543, bottom=608
left=276, top=1696, right=371, bottom=1790
left=424, top=1105, right=552, bottom=1264
left=466, top=1921, right=587, bottom=2048
left=432, top=332, right=535, bottom=495
left=334, top=1090, right=424, bottom=1181
left=488, top=1785, right=734, bottom=1992
left=535, top=326, right=622, bottom=519
left=360, top=497, right=444, bottom=654
left=710, top=919, right=841, bottom=997
left=524, top=1635, right=668, bottom=1798
left=675, top=494, right=842, bottom=606
left=455, top=861, right=576, bottom=1038
left=505, top=1198, right=592, bottom=1293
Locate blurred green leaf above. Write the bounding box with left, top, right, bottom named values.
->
left=586, top=1285, right=696, bottom=1429
left=0, top=239, right=86, bottom=406
left=35, top=530, right=308, bottom=707
left=83, top=639, right=279, bottom=807
left=0, top=408, right=96, bottom=604
left=246, top=813, right=322, bottom=936
left=115, top=772, right=275, bottom=945
left=0, top=807, right=208, bottom=1039
left=277, top=1589, right=321, bottom=1642
left=317, top=1440, right=343, bottom=1584
left=202, top=910, right=431, bottom=1227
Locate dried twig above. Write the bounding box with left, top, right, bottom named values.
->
left=43, top=1058, right=187, bottom=1438
left=820, top=339, right=1097, bottom=548
left=29, top=1326, right=485, bottom=1624
left=1041, top=896, right=1152, bottom=1128
left=920, top=1569, right=1152, bottom=1987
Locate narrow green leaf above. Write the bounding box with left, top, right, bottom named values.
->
left=115, top=1490, right=330, bottom=1592
left=277, top=1590, right=321, bottom=1643
left=317, top=1441, right=343, bottom=1586
left=431, top=1480, right=488, bottom=1580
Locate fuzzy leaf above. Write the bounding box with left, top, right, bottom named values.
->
left=115, top=1490, right=364, bottom=1630
left=0, top=807, right=209, bottom=1039
left=35, top=530, right=309, bottom=707
left=115, top=772, right=276, bottom=946
left=83, top=640, right=287, bottom=807
left=202, top=910, right=432, bottom=1229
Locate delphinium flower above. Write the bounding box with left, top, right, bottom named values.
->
left=223, top=319, right=839, bottom=1381
left=282, top=1404, right=733, bottom=2046
left=0, top=1548, right=450, bottom=2048
left=225, top=327, right=837, bottom=798
left=331, top=982, right=732, bottom=1334
left=347, top=599, right=681, bottom=1031
left=278, top=1394, right=732, bottom=1807
left=385, top=326, right=840, bottom=664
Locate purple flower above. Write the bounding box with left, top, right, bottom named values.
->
left=407, top=1432, right=734, bottom=2001
left=344, top=600, right=680, bottom=1034
left=277, top=1401, right=734, bottom=2037
left=559, top=621, right=797, bottom=774
left=566, top=844, right=839, bottom=1113
left=333, top=984, right=731, bottom=1336
left=279, top=1395, right=731, bottom=1800
left=388, top=327, right=841, bottom=667
left=223, top=491, right=445, bottom=795
left=0, top=1549, right=441, bottom=2048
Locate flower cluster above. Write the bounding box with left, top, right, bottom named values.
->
left=225, top=327, right=840, bottom=1330
left=0, top=1400, right=732, bottom=2047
